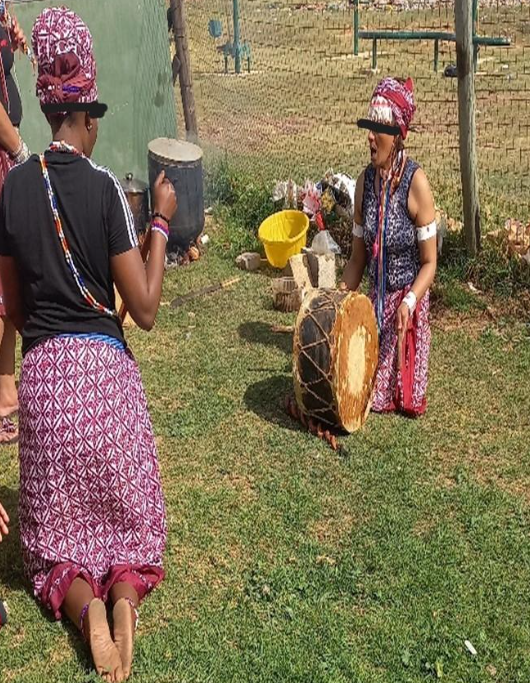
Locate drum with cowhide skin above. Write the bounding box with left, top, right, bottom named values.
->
left=292, top=289, right=379, bottom=433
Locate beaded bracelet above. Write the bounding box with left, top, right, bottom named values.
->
left=152, top=211, right=171, bottom=225
left=151, top=220, right=169, bottom=241
left=79, top=602, right=90, bottom=636
left=10, top=139, right=31, bottom=165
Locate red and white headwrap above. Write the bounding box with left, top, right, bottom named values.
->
left=367, top=77, right=416, bottom=139
left=32, top=7, right=98, bottom=109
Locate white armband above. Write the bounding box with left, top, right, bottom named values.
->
left=416, top=220, right=437, bottom=242
left=352, top=220, right=364, bottom=238
left=403, top=291, right=417, bottom=314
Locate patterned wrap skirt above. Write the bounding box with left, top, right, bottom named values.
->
left=18, top=337, right=167, bottom=619
left=370, top=287, right=431, bottom=416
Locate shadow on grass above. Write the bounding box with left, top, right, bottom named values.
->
left=0, top=486, right=25, bottom=592
left=244, top=374, right=306, bottom=434
left=244, top=377, right=354, bottom=459
left=238, top=321, right=293, bottom=355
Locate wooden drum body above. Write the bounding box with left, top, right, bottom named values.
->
left=293, top=289, right=379, bottom=433
left=148, top=138, right=205, bottom=251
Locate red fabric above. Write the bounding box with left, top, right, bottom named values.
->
left=41, top=562, right=165, bottom=620
left=370, top=287, right=430, bottom=416
left=394, top=308, right=427, bottom=417
left=373, top=77, right=416, bottom=139
left=32, top=7, right=98, bottom=107
left=36, top=53, right=94, bottom=105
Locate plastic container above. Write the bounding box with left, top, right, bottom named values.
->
left=258, top=210, right=309, bottom=269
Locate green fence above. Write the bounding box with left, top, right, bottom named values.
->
left=11, top=0, right=177, bottom=182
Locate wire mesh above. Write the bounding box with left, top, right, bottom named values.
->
left=180, top=0, right=529, bottom=223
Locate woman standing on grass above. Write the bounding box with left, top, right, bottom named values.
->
left=0, top=8, right=176, bottom=681
left=0, top=5, right=32, bottom=443
left=342, top=77, right=437, bottom=416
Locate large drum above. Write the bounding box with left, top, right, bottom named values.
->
left=148, top=138, right=205, bottom=251
left=293, top=289, right=379, bottom=433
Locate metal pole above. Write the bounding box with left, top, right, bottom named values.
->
left=455, top=0, right=481, bottom=256
left=353, top=0, right=359, bottom=56
left=233, top=0, right=241, bottom=74
left=472, top=0, right=479, bottom=32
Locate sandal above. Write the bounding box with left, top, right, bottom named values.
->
left=0, top=417, right=18, bottom=445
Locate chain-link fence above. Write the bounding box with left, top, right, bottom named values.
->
left=180, top=0, right=529, bottom=224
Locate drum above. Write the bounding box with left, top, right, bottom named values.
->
left=293, top=289, right=379, bottom=433
left=148, top=138, right=205, bottom=251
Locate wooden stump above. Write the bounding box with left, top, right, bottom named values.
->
left=272, top=277, right=303, bottom=313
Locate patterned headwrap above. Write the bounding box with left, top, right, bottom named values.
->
left=367, top=77, right=416, bottom=140
left=32, top=7, right=98, bottom=109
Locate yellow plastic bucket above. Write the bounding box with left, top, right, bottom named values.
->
left=258, top=210, right=309, bottom=269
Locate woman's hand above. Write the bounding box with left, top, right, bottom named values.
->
left=0, top=502, right=9, bottom=542
left=152, top=171, right=177, bottom=223
left=9, top=16, right=27, bottom=55
left=396, top=301, right=410, bottom=370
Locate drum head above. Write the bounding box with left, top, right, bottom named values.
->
left=148, top=138, right=203, bottom=164
left=333, top=293, right=378, bottom=432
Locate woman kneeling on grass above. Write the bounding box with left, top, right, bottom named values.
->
left=0, top=8, right=177, bottom=681
left=342, top=77, right=437, bottom=416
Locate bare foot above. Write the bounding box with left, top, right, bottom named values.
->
left=113, top=599, right=136, bottom=679
left=86, top=599, right=124, bottom=682
left=0, top=402, right=18, bottom=419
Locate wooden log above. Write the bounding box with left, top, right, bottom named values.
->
left=455, top=0, right=481, bottom=256
left=271, top=277, right=302, bottom=313
left=288, top=254, right=314, bottom=291
left=169, top=0, right=198, bottom=141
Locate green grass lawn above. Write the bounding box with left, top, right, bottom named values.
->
left=1, top=242, right=529, bottom=682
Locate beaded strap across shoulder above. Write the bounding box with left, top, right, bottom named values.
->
left=40, top=141, right=116, bottom=318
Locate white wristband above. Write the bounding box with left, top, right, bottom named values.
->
left=403, top=291, right=417, bottom=314
left=352, top=220, right=364, bottom=238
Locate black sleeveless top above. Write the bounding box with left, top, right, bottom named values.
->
left=362, top=158, right=421, bottom=292
left=0, top=26, right=22, bottom=127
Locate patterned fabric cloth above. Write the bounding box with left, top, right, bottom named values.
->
left=362, top=158, right=421, bottom=292
left=370, top=287, right=430, bottom=415
left=18, top=337, right=167, bottom=619
left=362, top=157, right=431, bottom=416
left=32, top=7, right=98, bottom=108
left=370, top=78, right=416, bottom=139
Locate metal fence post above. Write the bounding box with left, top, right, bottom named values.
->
left=233, top=0, right=242, bottom=74
left=353, top=0, right=359, bottom=56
